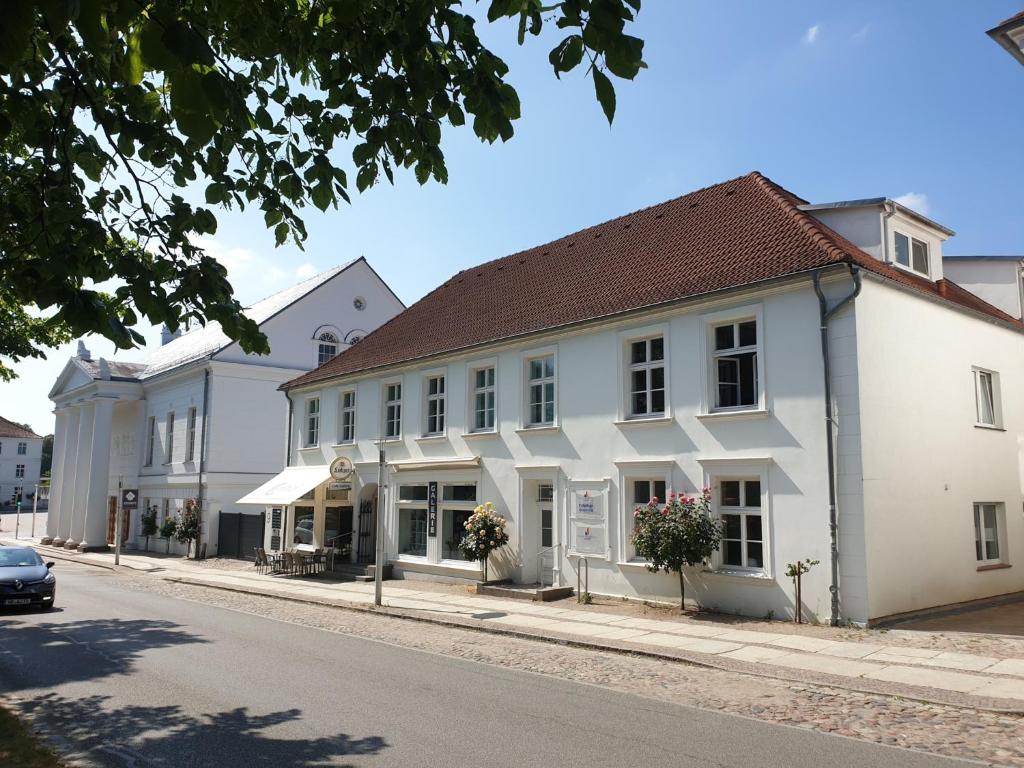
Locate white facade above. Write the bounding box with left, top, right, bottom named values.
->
left=270, top=201, right=1024, bottom=626
left=0, top=427, right=43, bottom=505
left=45, top=260, right=404, bottom=555
left=943, top=257, right=1024, bottom=320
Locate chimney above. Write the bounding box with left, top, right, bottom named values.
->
left=98, top=358, right=111, bottom=380
left=160, top=325, right=182, bottom=346
left=76, top=340, right=91, bottom=361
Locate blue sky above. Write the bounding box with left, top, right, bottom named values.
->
left=5, top=1, right=1023, bottom=435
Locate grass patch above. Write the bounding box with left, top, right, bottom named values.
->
left=0, top=705, right=63, bottom=768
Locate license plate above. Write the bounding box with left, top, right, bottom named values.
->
left=3, top=598, right=31, bottom=606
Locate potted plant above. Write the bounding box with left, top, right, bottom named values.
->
left=174, top=498, right=201, bottom=558
left=141, top=506, right=158, bottom=552
left=159, top=515, right=178, bottom=554
left=632, top=489, right=724, bottom=612
left=459, top=502, right=510, bottom=583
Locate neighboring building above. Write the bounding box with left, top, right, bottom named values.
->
left=45, top=260, right=404, bottom=555
left=246, top=172, right=1024, bottom=627
left=0, top=416, right=43, bottom=506
left=988, top=10, right=1024, bottom=66
left=943, top=256, right=1024, bottom=320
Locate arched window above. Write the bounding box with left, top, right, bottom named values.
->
left=317, top=331, right=339, bottom=366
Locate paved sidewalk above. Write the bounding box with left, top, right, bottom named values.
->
left=12, top=537, right=1024, bottom=711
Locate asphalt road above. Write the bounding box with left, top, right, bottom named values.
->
left=0, top=563, right=972, bottom=768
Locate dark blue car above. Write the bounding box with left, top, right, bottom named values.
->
left=0, top=546, right=56, bottom=610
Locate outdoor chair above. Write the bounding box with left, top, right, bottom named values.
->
left=254, top=547, right=269, bottom=574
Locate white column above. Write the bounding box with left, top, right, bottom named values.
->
left=79, top=398, right=115, bottom=551
left=51, top=406, right=81, bottom=547
left=43, top=408, right=72, bottom=543
left=66, top=403, right=96, bottom=549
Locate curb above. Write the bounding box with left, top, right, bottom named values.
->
left=0, top=539, right=116, bottom=572
left=163, top=574, right=1024, bottom=715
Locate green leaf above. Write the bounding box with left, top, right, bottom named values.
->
left=205, top=183, right=225, bottom=205
left=592, top=69, right=616, bottom=124
left=125, top=26, right=144, bottom=85
left=549, top=35, right=584, bottom=76
left=310, top=181, right=333, bottom=211
left=274, top=221, right=289, bottom=246
left=0, top=2, right=34, bottom=67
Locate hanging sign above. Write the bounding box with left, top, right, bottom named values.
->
left=120, top=488, right=139, bottom=511
left=427, top=481, right=438, bottom=537
left=329, top=456, right=355, bottom=481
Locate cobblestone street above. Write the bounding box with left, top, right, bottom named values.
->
left=119, top=572, right=1024, bottom=767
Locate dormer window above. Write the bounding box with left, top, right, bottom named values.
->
left=317, top=332, right=339, bottom=366
left=894, top=232, right=929, bottom=276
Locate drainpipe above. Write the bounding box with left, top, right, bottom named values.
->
left=195, top=368, right=211, bottom=559
left=812, top=264, right=862, bottom=627
left=881, top=200, right=897, bottom=264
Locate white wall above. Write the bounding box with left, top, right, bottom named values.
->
left=855, top=278, right=1024, bottom=620
left=943, top=259, right=1023, bottom=320
left=0, top=436, right=43, bottom=502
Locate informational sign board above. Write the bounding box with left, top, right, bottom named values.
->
left=427, top=481, right=438, bottom=537
left=328, top=482, right=352, bottom=492
left=574, top=524, right=605, bottom=556
left=121, top=488, right=139, bottom=511
left=567, top=483, right=610, bottom=559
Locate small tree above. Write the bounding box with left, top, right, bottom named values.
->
left=159, top=516, right=178, bottom=554
left=174, top=499, right=201, bottom=558
left=141, top=506, right=159, bottom=552
left=632, top=489, right=724, bottom=611
left=785, top=559, right=820, bottom=624
left=459, top=502, right=510, bottom=582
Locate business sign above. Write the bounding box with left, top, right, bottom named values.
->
left=568, top=486, right=609, bottom=559
left=427, top=481, right=438, bottom=537
left=328, top=482, right=352, bottom=492
left=574, top=525, right=605, bottom=556
left=329, top=456, right=355, bottom=481
left=120, top=488, right=139, bottom=511
left=575, top=493, right=603, bottom=521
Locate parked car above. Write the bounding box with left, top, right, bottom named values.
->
left=293, top=519, right=314, bottom=545
left=0, top=547, right=56, bottom=610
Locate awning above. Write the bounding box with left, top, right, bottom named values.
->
left=236, top=465, right=331, bottom=505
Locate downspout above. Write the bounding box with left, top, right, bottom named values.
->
left=881, top=200, right=897, bottom=264
left=195, top=367, right=211, bottom=559
left=812, top=264, right=862, bottom=627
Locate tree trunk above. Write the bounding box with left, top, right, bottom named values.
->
left=678, top=569, right=685, bottom=612
left=483, top=554, right=488, bottom=583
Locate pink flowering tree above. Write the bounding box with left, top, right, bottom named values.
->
left=459, top=502, right=510, bottom=582
left=631, top=490, right=724, bottom=611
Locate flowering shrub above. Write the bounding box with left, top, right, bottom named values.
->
left=174, top=498, right=202, bottom=558
left=459, top=502, right=510, bottom=581
left=631, top=489, right=723, bottom=611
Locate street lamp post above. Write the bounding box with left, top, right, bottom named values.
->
left=374, top=438, right=386, bottom=607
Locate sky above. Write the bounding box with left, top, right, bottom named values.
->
left=4, top=1, right=1023, bottom=435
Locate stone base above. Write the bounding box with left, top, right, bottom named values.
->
left=63, top=540, right=79, bottom=550
left=51, top=537, right=65, bottom=547
left=40, top=536, right=54, bottom=545
left=77, top=543, right=110, bottom=553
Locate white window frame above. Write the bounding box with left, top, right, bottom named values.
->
left=618, top=323, right=670, bottom=421
left=893, top=230, right=930, bottom=277
left=16, top=442, right=27, bottom=455
left=15, top=464, right=25, bottom=478
left=522, top=347, right=558, bottom=428
left=304, top=397, right=320, bottom=448
left=615, top=459, right=674, bottom=565
left=316, top=330, right=339, bottom=366
left=699, top=458, right=773, bottom=579
left=422, top=371, right=447, bottom=437
left=338, top=389, right=357, bottom=444
left=383, top=380, right=403, bottom=439
left=145, top=416, right=156, bottom=467
left=468, top=358, right=498, bottom=434
left=164, top=411, right=175, bottom=464
left=973, top=367, right=1002, bottom=429
left=701, top=304, right=766, bottom=415
left=974, top=502, right=1007, bottom=567
left=186, top=406, right=198, bottom=462
left=440, top=482, right=479, bottom=563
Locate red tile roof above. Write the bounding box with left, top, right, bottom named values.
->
left=284, top=172, right=1020, bottom=390
left=0, top=416, right=41, bottom=439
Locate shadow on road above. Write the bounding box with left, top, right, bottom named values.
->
left=17, top=693, right=387, bottom=767
left=0, top=616, right=208, bottom=691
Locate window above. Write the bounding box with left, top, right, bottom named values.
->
left=398, top=509, right=428, bottom=556
left=442, top=509, right=473, bottom=560
left=974, top=369, right=1001, bottom=428
left=424, top=374, right=446, bottom=436
left=974, top=503, right=1005, bottom=565
left=339, top=390, right=356, bottom=443
left=718, top=479, right=763, bottom=571
left=471, top=366, right=496, bottom=432
left=632, top=479, right=667, bottom=506
left=165, top=411, right=175, bottom=463
left=894, top=232, right=929, bottom=276
left=384, top=382, right=402, bottom=439
left=186, top=407, right=198, bottom=462
left=526, top=354, right=556, bottom=426
left=317, top=332, right=339, bottom=366
left=304, top=397, right=320, bottom=447
left=16, top=442, right=27, bottom=455
left=538, top=484, right=554, bottom=503
left=712, top=319, right=759, bottom=410
left=293, top=506, right=315, bottom=545
left=442, top=484, right=477, bottom=502
left=15, top=464, right=25, bottom=478
left=628, top=337, right=665, bottom=418
left=145, top=416, right=155, bottom=466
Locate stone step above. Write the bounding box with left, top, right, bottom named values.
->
left=476, top=583, right=575, bottom=602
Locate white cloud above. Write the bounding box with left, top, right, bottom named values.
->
left=190, top=235, right=295, bottom=304
left=893, top=192, right=930, bottom=216
left=851, top=24, right=870, bottom=43
left=295, top=262, right=317, bottom=279
left=804, top=24, right=820, bottom=44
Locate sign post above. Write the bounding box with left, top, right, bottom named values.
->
left=30, top=484, right=38, bottom=538
left=117, top=484, right=139, bottom=567
left=14, top=498, right=20, bottom=540
left=374, top=440, right=386, bottom=607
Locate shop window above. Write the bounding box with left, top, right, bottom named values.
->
left=399, top=509, right=428, bottom=556
left=442, top=509, right=473, bottom=560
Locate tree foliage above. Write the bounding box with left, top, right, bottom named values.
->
left=0, top=0, right=645, bottom=379
left=631, top=489, right=723, bottom=610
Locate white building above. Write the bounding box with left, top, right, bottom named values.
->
left=244, top=172, right=1024, bottom=626
left=45, top=260, right=404, bottom=555
left=943, top=255, right=1024, bottom=320
left=0, top=416, right=43, bottom=506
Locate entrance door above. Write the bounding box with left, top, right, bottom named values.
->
left=357, top=499, right=375, bottom=564
left=539, top=504, right=554, bottom=586
left=106, top=497, right=130, bottom=545
left=324, top=506, right=354, bottom=559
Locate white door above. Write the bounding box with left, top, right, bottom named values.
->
left=539, top=505, right=554, bottom=585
